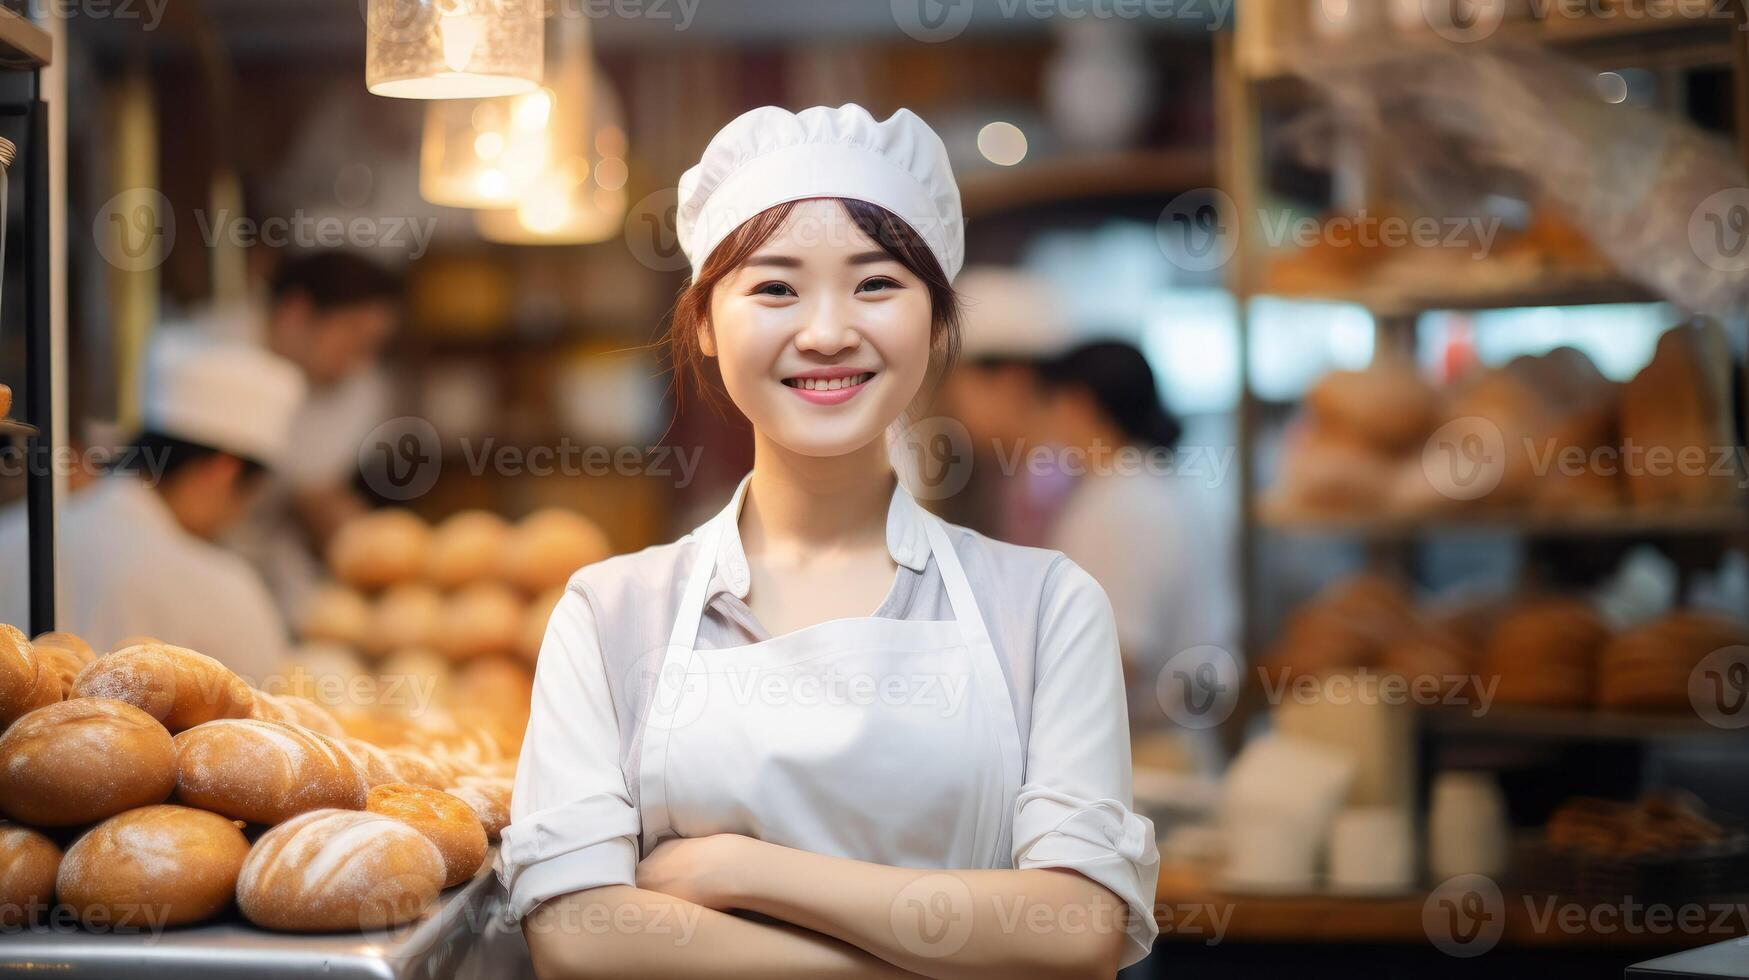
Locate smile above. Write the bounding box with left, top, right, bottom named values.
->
left=782, top=371, right=876, bottom=405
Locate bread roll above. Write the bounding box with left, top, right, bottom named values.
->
left=33, top=631, right=96, bottom=664
left=32, top=642, right=83, bottom=698
left=0, top=822, right=60, bottom=927
left=329, top=509, right=431, bottom=591
left=57, top=805, right=250, bottom=928
left=0, top=383, right=10, bottom=418
left=250, top=690, right=346, bottom=739
left=338, top=737, right=404, bottom=787
left=0, top=698, right=176, bottom=826
left=426, top=510, right=510, bottom=589
left=366, top=783, right=488, bottom=887
left=385, top=748, right=454, bottom=789
left=369, top=584, right=444, bottom=656
left=299, top=586, right=372, bottom=648
left=1484, top=599, right=1610, bottom=709
left=1305, top=362, right=1440, bottom=454
left=236, top=808, right=445, bottom=932
left=499, top=509, right=609, bottom=594
left=445, top=776, right=511, bottom=841
left=275, top=642, right=370, bottom=708
left=436, top=583, right=523, bottom=661
left=173, top=719, right=369, bottom=825
left=72, top=642, right=254, bottom=733
left=0, top=624, right=41, bottom=728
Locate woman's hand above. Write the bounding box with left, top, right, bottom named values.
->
left=635, top=834, right=761, bottom=911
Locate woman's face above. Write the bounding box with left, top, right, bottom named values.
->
left=703, top=199, right=934, bottom=458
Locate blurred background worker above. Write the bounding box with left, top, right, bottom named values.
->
left=936, top=266, right=1076, bottom=545
left=1037, top=340, right=1238, bottom=767
left=171, top=251, right=405, bottom=620
left=0, top=336, right=306, bottom=682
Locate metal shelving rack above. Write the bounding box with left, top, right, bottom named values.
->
left=0, top=8, right=55, bottom=634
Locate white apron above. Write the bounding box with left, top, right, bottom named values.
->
left=636, top=509, right=1024, bottom=870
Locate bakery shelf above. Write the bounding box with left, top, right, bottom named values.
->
left=1254, top=506, right=1749, bottom=540
left=1243, top=12, right=1738, bottom=84
left=0, top=418, right=39, bottom=439
left=1248, top=273, right=1663, bottom=318
left=0, top=9, right=51, bottom=69
left=1420, top=704, right=1737, bottom=743
left=958, top=147, right=1216, bottom=217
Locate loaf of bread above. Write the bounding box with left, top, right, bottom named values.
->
left=1305, top=362, right=1440, bottom=454
left=32, top=631, right=96, bottom=665
left=369, top=584, right=444, bottom=656
left=1619, top=321, right=1740, bottom=508
left=0, top=624, right=54, bottom=729
left=445, top=776, right=511, bottom=841
left=1484, top=599, right=1611, bottom=709
left=32, top=642, right=84, bottom=697
left=298, top=585, right=372, bottom=648
left=173, top=719, right=369, bottom=825
left=0, top=383, right=10, bottom=418
left=1598, top=610, right=1749, bottom=712
left=338, top=736, right=404, bottom=787
left=72, top=642, right=254, bottom=733
left=426, top=510, right=510, bottom=589
left=236, top=808, right=446, bottom=932
left=499, top=509, right=609, bottom=594
left=0, top=698, right=176, bottom=826
left=384, top=748, right=455, bottom=789
left=57, top=804, right=250, bottom=928
left=366, top=782, right=488, bottom=887
left=250, top=690, right=346, bottom=739
left=517, top=588, right=564, bottom=663
left=0, top=822, right=60, bottom=927
left=329, top=509, right=431, bottom=591
left=436, top=582, right=523, bottom=661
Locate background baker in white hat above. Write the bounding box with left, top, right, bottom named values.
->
left=0, top=334, right=306, bottom=683
left=501, top=104, right=1159, bottom=978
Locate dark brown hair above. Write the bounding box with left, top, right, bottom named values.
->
left=667, top=198, right=962, bottom=414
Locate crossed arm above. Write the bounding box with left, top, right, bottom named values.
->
left=522, top=833, right=1127, bottom=979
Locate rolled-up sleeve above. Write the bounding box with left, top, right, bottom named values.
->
left=1012, top=559, right=1161, bottom=968
left=496, top=587, right=641, bottom=921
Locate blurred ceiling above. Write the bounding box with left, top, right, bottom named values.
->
left=74, top=0, right=1216, bottom=62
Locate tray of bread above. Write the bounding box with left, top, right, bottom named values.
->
left=0, top=624, right=530, bottom=976
left=1510, top=793, right=1749, bottom=906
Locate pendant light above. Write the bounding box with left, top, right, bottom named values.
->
left=366, top=0, right=543, bottom=100
left=474, top=67, right=629, bottom=245
left=419, top=85, right=557, bottom=207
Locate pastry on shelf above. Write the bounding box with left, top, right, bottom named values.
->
left=1483, top=598, right=1611, bottom=709
left=1619, top=320, right=1742, bottom=510
left=1596, top=609, right=1749, bottom=713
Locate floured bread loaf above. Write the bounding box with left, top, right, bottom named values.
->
left=0, top=624, right=57, bottom=729
left=57, top=804, right=250, bottom=928
left=173, top=719, right=369, bottom=825
left=366, top=782, right=488, bottom=887
left=0, top=698, right=176, bottom=826
left=329, top=509, right=431, bottom=591
left=72, top=643, right=254, bottom=733
left=444, top=776, right=511, bottom=841
left=236, top=808, right=445, bottom=932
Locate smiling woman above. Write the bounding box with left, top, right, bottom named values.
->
left=498, top=104, right=1160, bottom=980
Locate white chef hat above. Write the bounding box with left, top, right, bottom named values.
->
left=143, top=332, right=307, bottom=466
left=677, top=104, right=965, bottom=283
left=955, top=266, right=1076, bottom=362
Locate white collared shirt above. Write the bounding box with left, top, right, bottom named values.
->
left=500, top=475, right=1162, bottom=966
left=0, top=476, right=289, bottom=683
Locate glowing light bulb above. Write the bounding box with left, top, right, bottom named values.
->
left=513, top=89, right=553, bottom=131
left=437, top=0, right=485, bottom=73
left=977, top=122, right=1027, bottom=167
left=476, top=169, right=509, bottom=199
left=519, top=179, right=573, bottom=233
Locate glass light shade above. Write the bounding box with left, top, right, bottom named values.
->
left=366, top=0, right=542, bottom=100
left=421, top=87, right=559, bottom=207
left=472, top=63, right=631, bottom=245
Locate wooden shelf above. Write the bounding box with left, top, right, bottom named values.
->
left=1421, top=704, right=1736, bottom=743
left=1255, top=505, right=1749, bottom=540
left=0, top=9, right=51, bottom=69
left=1250, top=273, right=1662, bottom=318
left=1244, top=12, right=1737, bottom=84
left=958, top=147, right=1216, bottom=216
left=1155, top=866, right=1717, bottom=948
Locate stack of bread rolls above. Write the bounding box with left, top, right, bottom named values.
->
left=0, top=631, right=511, bottom=935
left=310, top=507, right=605, bottom=665
left=1268, top=326, right=1743, bottom=521
left=1264, top=574, right=1749, bottom=717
